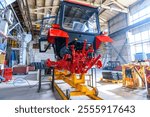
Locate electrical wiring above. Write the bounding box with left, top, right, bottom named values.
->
left=12, top=74, right=46, bottom=88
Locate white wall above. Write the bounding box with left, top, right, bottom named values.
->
left=28, top=41, right=55, bottom=63
left=33, top=49, right=55, bottom=62
left=108, top=13, right=130, bottom=64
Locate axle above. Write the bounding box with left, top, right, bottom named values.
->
left=46, top=40, right=102, bottom=74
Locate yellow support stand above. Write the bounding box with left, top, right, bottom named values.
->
left=54, top=69, right=102, bottom=100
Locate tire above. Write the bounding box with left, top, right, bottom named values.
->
left=93, top=88, right=99, bottom=96
left=66, top=89, right=70, bottom=99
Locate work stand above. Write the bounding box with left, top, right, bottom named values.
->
left=37, top=67, right=102, bottom=100
left=37, top=67, right=55, bottom=92
left=91, top=67, right=97, bottom=87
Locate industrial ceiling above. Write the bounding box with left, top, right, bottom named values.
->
left=15, top=0, right=138, bottom=35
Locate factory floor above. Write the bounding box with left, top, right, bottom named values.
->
left=0, top=70, right=149, bottom=100
left=0, top=71, right=56, bottom=100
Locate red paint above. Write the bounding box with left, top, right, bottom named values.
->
left=64, top=0, right=96, bottom=8
left=52, top=24, right=60, bottom=29
left=47, top=27, right=69, bottom=46
left=114, top=66, right=122, bottom=71
left=13, top=66, right=28, bottom=75
left=46, top=40, right=102, bottom=74
left=95, top=35, right=113, bottom=49
left=1, top=68, right=13, bottom=82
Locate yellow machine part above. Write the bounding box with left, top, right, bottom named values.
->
left=146, top=66, right=150, bottom=83
left=35, top=24, right=41, bottom=30
left=54, top=69, right=102, bottom=100
left=122, top=64, right=146, bottom=88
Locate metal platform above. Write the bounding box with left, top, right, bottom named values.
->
left=54, top=80, right=103, bottom=100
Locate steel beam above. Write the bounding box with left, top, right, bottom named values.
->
left=8, top=23, right=19, bottom=33
left=109, top=17, right=150, bottom=38
left=10, top=4, right=24, bottom=32
left=25, top=0, right=33, bottom=34
left=30, top=6, right=59, bottom=11
left=77, top=0, right=128, bottom=13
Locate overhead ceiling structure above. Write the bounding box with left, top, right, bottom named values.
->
left=16, top=0, right=138, bottom=36
left=77, top=0, right=138, bottom=30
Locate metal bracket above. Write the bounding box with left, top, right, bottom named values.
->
left=39, top=37, right=51, bottom=52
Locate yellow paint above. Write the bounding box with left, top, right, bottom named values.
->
left=54, top=69, right=102, bottom=100
left=54, top=83, right=68, bottom=100
left=122, top=63, right=147, bottom=88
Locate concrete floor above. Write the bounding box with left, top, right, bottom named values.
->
left=97, top=82, right=148, bottom=100
left=0, top=70, right=149, bottom=100
left=0, top=71, right=56, bottom=100
left=54, top=80, right=148, bottom=100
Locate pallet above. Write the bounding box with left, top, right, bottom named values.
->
left=101, top=79, right=122, bottom=84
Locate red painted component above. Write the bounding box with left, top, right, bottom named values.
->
left=1, top=68, right=13, bottom=82
left=28, top=66, right=35, bottom=71
left=96, top=60, right=102, bottom=69
left=3, top=74, right=12, bottom=82
left=64, top=0, right=96, bottom=8
left=95, top=35, right=113, bottom=50
left=47, top=27, right=69, bottom=46
left=114, top=66, right=122, bottom=71
left=52, top=24, right=60, bottom=29
left=46, top=40, right=102, bottom=74
left=13, top=65, right=28, bottom=75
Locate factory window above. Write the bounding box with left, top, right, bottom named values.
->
left=129, top=6, right=150, bottom=25
left=135, top=44, right=142, bottom=52
left=134, top=33, right=141, bottom=42
left=128, top=5, right=150, bottom=61
left=128, top=28, right=150, bottom=61
left=141, top=30, right=149, bottom=40
left=143, top=42, right=150, bottom=53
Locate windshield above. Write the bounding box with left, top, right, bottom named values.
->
left=62, top=5, right=99, bottom=34
left=40, top=17, right=55, bottom=36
